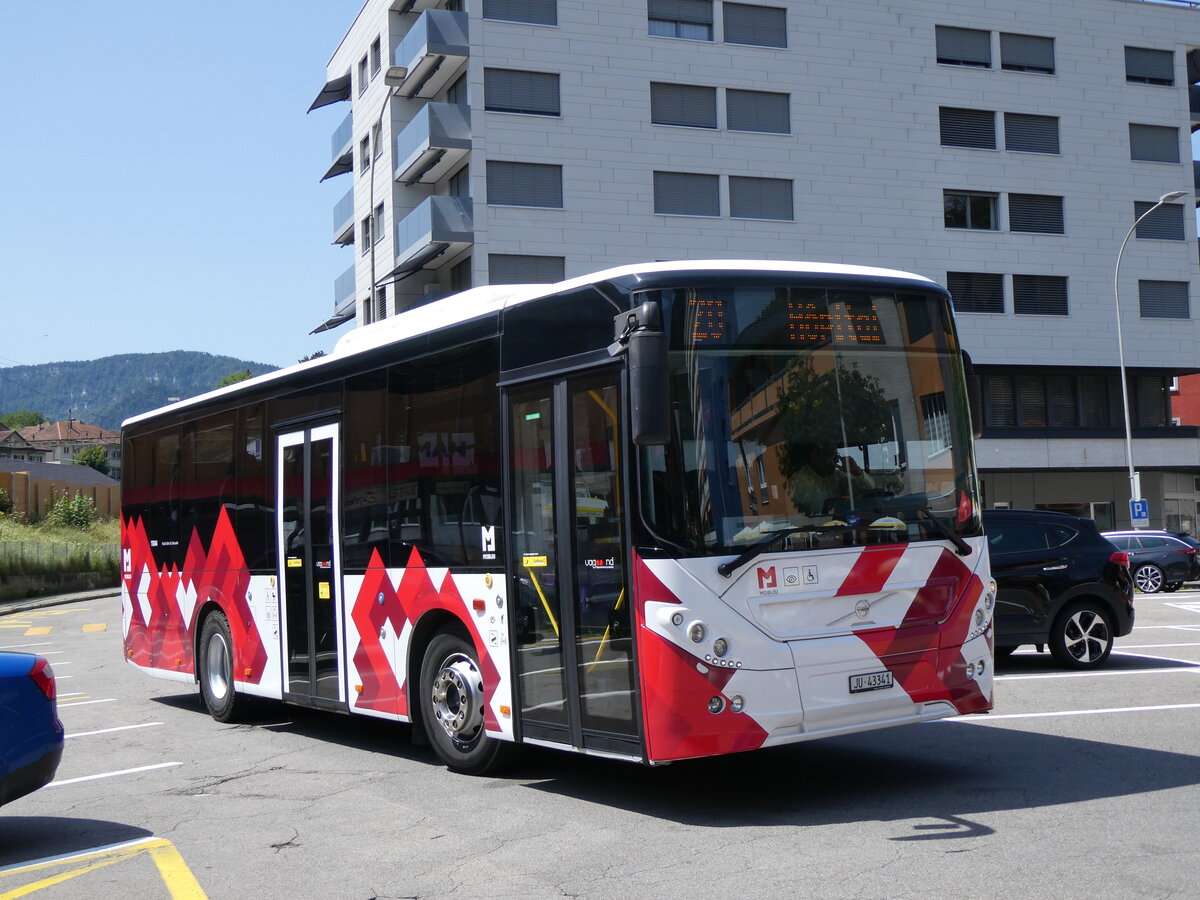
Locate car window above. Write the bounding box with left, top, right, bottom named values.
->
left=1043, top=524, right=1077, bottom=548
left=987, top=521, right=1048, bottom=554
left=1106, top=535, right=1133, bottom=550
left=1139, top=536, right=1167, bottom=549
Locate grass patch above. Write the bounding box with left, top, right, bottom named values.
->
left=0, top=516, right=120, bottom=577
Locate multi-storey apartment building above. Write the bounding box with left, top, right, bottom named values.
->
left=309, top=0, right=1200, bottom=531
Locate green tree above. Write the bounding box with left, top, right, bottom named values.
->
left=217, top=370, right=253, bottom=387
left=74, top=444, right=111, bottom=476
left=1, top=408, right=45, bottom=429
left=298, top=350, right=327, bottom=363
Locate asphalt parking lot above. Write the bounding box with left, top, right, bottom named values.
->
left=0, top=589, right=1197, bottom=899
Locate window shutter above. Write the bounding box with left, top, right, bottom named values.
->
left=1004, top=113, right=1059, bottom=154
left=939, top=107, right=996, bottom=149
left=1008, top=194, right=1064, bottom=234
left=488, top=254, right=565, bottom=284
left=1079, top=375, right=1111, bottom=427
left=1134, top=202, right=1185, bottom=240
left=650, top=82, right=718, bottom=128
left=1047, top=375, right=1079, bottom=427
left=983, top=375, right=1015, bottom=427
left=1125, top=47, right=1174, bottom=85
left=1138, top=280, right=1190, bottom=319
left=1135, top=375, right=1168, bottom=427
left=653, top=171, right=719, bottom=216
left=1016, top=374, right=1047, bottom=427
left=723, top=3, right=786, bottom=48
left=1013, top=275, right=1068, bottom=315
left=485, top=69, right=560, bottom=115
left=482, top=0, right=557, bottom=26
left=935, top=26, right=991, bottom=67
left=729, top=176, right=793, bottom=220
left=1129, top=124, right=1180, bottom=162
left=999, top=33, right=1055, bottom=73
left=486, top=161, right=563, bottom=208
left=649, top=0, right=713, bottom=25
left=947, top=272, right=1004, bottom=313
left=726, top=89, right=790, bottom=133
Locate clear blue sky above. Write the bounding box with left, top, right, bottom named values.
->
left=0, top=2, right=361, bottom=371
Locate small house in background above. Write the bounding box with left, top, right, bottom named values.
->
left=0, top=429, right=48, bottom=464
left=0, top=457, right=119, bottom=522
left=18, top=419, right=122, bottom=481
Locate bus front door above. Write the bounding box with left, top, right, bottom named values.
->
left=277, top=424, right=346, bottom=709
left=507, top=372, right=641, bottom=757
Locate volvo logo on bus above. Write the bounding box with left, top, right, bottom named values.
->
left=855, top=599, right=871, bottom=618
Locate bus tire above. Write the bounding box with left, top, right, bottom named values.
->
left=419, top=627, right=515, bottom=775
left=199, top=611, right=246, bottom=723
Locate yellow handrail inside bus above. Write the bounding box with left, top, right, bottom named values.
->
left=526, top=570, right=560, bottom=638
left=589, top=588, right=626, bottom=670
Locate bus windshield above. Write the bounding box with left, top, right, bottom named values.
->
left=638, top=280, right=980, bottom=556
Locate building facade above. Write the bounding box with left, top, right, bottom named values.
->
left=310, top=0, right=1200, bottom=530
left=18, top=420, right=122, bottom=482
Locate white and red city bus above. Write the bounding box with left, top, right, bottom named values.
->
left=121, top=260, right=994, bottom=773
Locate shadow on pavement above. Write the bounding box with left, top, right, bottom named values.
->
left=0, top=818, right=153, bottom=867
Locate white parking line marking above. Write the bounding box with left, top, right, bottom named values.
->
left=55, top=699, right=117, bottom=707
left=954, top=702, right=1200, bottom=722
left=1112, top=642, right=1200, bottom=649
left=67, top=723, right=164, bottom=739
left=1164, top=602, right=1200, bottom=613
left=998, top=665, right=1198, bottom=681
left=0, top=642, right=56, bottom=650
left=48, top=762, right=182, bottom=787
left=1132, top=624, right=1200, bottom=630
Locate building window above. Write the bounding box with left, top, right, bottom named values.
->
left=374, top=286, right=388, bottom=321
left=446, top=73, right=467, bottom=106
left=921, top=393, right=951, bottom=454
left=648, top=0, right=713, bottom=41
left=1129, top=124, right=1180, bottom=163
left=449, top=164, right=469, bottom=198
left=939, top=107, right=996, bottom=149
left=947, top=272, right=1004, bottom=313
left=1135, top=375, right=1170, bottom=426
left=650, top=82, right=717, bottom=128
left=359, top=135, right=371, bottom=173
left=1008, top=194, right=1064, bottom=234
left=1126, top=47, right=1174, bottom=85
left=450, top=257, right=472, bottom=292
left=370, top=37, right=382, bottom=77
left=486, top=161, right=563, bottom=208
left=726, top=89, right=789, bottom=133
left=1134, top=201, right=1185, bottom=240
left=653, top=171, right=720, bottom=216
left=944, top=190, right=998, bottom=230
left=1013, top=275, right=1068, bottom=316
left=999, top=33, right=1055, bottom=74
left=723, top=3, right=786, bottom=48
left=358, top=55, right=369, bottom=95
left=482, top=0, right=557, bottom=26
left=360, top=215, right=371, bottom=254
left=1004, top=113, right=1059, bottom=154
left=373, top=203, right=385, bottom=244
left=372, top=121, right=382, bottom=159
left=489, top=254, right=566, bottom=284
left=485, top=68, right=560, bottom=116
left=1139, top=280, right=1190, bottom=319
left=935, top=26, right=990, bottom=67
left=729, top=176, right=792, bottom=220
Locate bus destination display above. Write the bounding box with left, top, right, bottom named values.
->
left=688, top=294, right=884, bottom=345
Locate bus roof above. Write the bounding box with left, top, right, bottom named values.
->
left=121, top=259, right=941, bottom=429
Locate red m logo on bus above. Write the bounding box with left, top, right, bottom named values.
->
left=757, top=566, right=777, bottom=589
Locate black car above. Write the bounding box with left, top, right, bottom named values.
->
left=984, top=509, right=1134, bottom=668
left=1101, top=530, right=1199, bottom=593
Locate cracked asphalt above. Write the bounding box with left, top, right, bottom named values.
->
left=2, top=591, right=1198, bottom=898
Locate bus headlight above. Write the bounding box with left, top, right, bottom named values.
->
left=712, top=637, right=729, bottom=658
left=688, top=622, right=706, bottom=643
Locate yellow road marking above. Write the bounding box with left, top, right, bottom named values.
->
left=23, top=627, right=52, bottom=636
left=0, top=837, right=206, bottom=899
left=82, top=623, right=107, bottom=632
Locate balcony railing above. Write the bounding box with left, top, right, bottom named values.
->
left=334, top=264, right=356, bottom=307
left=394, top=195, right=473, bottom=268
left=391, top=9, right=468, bottom=99
left=333, top=188, right=355, bottom=245
left=394, top=103, right=471, bottom=185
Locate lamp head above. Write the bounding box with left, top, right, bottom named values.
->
left=1159, top=191, right=1188, bottom=203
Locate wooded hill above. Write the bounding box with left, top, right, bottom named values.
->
left=0, top=351, right=277, bottom=431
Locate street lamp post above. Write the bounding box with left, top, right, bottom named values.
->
left=1113, top=189, right=1188, bottom=527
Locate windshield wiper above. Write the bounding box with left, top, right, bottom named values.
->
left=916, top=507, right=971, bottom=557
left=717, top=528, right=803, bottom=578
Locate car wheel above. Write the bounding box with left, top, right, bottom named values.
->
left=419, top=627, right=516, bottom=775
left=199, top=611, right=246, bottom=723
left=1133, top=563, right=1164, bottom=593
left=1163, top=582, right=1182, bottom=593
left=1049, top=601, right=1115, bottom=669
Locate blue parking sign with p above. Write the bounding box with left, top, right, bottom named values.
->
left=1130, top=498, right=1149, bottom=525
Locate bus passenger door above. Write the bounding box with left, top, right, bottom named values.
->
left=507, top=372, right=640, bottom=756
left=277, top=424, right=346, bottom=708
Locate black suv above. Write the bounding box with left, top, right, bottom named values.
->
left=984, top=509, right=1134, bottom=668
left=1100, top=530, right=1199, bottom=593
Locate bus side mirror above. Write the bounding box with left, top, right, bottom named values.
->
left=962, top=351, right=983, bottom=440
left=612, top=302, right=669, bottom=446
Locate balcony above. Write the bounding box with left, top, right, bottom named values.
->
left=394, top=103, right=471, bottom=185
left=332, top=188, right=355, bottom=246
left=321, top=110, right=354, bottom=181
left=391, top=0, right=447, bottom=11
left=311, top=264, right=359, bottom=333
left=390, top=9, right=468, bottom=99
left=388, top=195, right=473, bottom=280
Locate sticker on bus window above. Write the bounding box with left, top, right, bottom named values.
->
left=522, top=554, right=548, bottom=568
left=318, top=582, right=330, bottom=600
left=287, top=558, right=302, bottom=568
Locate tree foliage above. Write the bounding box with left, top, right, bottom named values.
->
left=298, top=350, right=327, bottom=363
left=1, top=408, right=45, bottom=430
left=45, top=491, right=98, bottom=529
left=74, top=444, right=111, bottom=476
left=217, top=370, right=254, bottom=387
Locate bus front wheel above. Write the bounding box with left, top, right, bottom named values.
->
left=419, top=627, right=515, bottom=775
left=199, top=611, right=246, bottom=723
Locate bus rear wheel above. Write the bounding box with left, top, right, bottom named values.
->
left=419, top=627, right=515, bottom=775
left=199, top=611, right=246, bottom=723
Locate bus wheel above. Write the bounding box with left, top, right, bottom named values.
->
left=199, top=611, right=245, bottom=723
left=419, top=628, right=515, bottom=775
